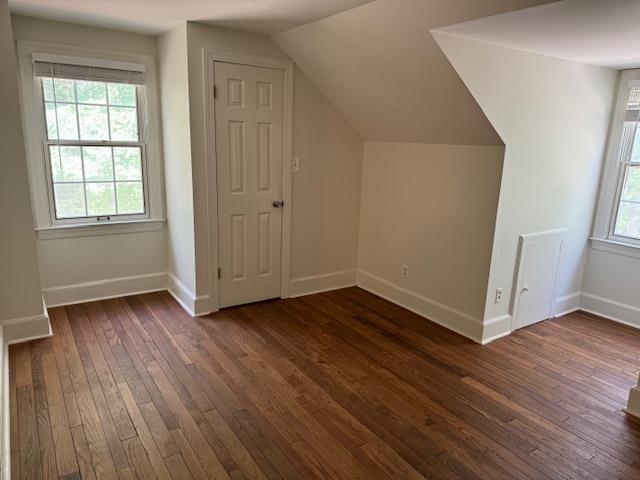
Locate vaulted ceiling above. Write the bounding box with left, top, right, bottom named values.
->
left=274, top=0, right=556, bottom=145
left=8, top=0, right=373, bottom=35
left=434, top=0, right=640, bottom=69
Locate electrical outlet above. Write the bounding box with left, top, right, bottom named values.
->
left=495, top=287, right=503, bottom=303
left=293, top=156, right=300, bottom=173
left=401, top=265, right=409, bottom=278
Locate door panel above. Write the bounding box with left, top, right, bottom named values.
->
left=216, top=62, right=284, bottom=308
left=513, top=231, right=564, bottom=330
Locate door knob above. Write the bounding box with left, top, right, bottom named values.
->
left=272, top=200, right=284, bottom=208
left=522, top=286, right=529, bottom=293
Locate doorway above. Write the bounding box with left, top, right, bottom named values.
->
left=214, top=61, right=286, bottom=308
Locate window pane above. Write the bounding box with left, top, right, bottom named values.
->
left=116, top=182, right=144, bottom=214
left=82, top=147, right=113, bottom=181
left=628, top=125, right=640, bottom=163
left=621, top=165, right=640, bottom=202
left=56, top=103, right=79, bottom=140
left=109, top=106, right=138, bottom=141
left=54, top=183, right=85, bottom=218
left=114, top=147, right=142, bottom=180
left=76, top=81, right=106, bottom=104
left=53, top=78, right=75, bottom=102
left=108, top=83, right=136, bottom=107
left=78, top=104, right=109, bottom=140
left=42, top=78, right=54, bottom=101
left=50, top=146, right=82, bottom=182
left=614, top=201, right=640, bottom=239
left=86, top=183, right=116, bottom=216
left=44, top=102, right=58, bottom=139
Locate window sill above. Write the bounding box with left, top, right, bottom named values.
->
left=36, top=218, right=166, bottom=240
left=589, top=237, right=640, bottom=260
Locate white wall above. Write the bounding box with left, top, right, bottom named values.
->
left=582, top=248, right=640, bottom=328
left=0, top=6, right=44, bottom=321
left=185, top=22, right=364, bottom=306
left=185, top=23, right=289, bottom=310
left=11, top=16, right=168, bottom=304
left=274, top=0, right=551, bottom=145
left=289, top=68, right=363, bottom=293
left=357, top=142, right=503, bottom=340
left=158, top=24, right=196, bottom=309
left=434, top=32, right=617, bottom=330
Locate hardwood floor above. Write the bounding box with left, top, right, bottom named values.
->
left=9, top=287, right=640, bottom=479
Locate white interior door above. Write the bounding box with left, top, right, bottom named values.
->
left=215, top=61, right=284, bottom=308
left=512, top=230, right=565, bottom=330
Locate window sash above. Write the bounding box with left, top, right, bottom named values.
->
left=608, top=85, right=640, bottom=245
left=37, top=79, right=150, bottom=225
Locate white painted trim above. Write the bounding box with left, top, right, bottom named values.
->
left=203, top=49, right=294, bottom=312
left=580, top=292, right=640, bottom=330
left=589, top=237, right=640, bottom=260
left=481, top=314, right=512, bottom=344
left=167, top=273, right=210, bottom=317
left=592, top=70, right=638, bottom=240
left=36, top=218, right=165, bottom=239
left=16, top=40, right=165, bottom=229
left=289, top=269, right=357, bottom=298
left=2, top=309, right=52, bottom=346
left=552, top=292, right=581, bottom=317
left=42, top=272, right=167, bottom=307
left=357, top=270, right=484, bottom=343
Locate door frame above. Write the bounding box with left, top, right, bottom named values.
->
left=204, top=49, right=294, bottom=313
left=509, top=228, right=567, bottom=331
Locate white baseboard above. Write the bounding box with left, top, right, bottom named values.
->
left=43, top=272, right=167, bottom=308
left=1, top=303, right=52, bottom=346
left=552, top=292, right=581, bottom=317
left=356, top=270, right=484, bottom=343
left=167, top=273, right=210, bottom=317
left=481, top=314, right=512, bottom=344
left=289, top=269, right=357, bottom=298
left=580, top=292, right=640, bottom=330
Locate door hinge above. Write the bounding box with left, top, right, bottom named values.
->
left=217, top=268, right=221, bottom=279
left=213, top=85, right=218, bottom=99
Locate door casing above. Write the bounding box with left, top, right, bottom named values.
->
left=204, top=49, right=294, bottom=313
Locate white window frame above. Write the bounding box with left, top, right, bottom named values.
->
left=592, top=69, right=640, bottom=255
left=17, top=40, right=165, bottom=239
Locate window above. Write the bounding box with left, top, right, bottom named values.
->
left=17, top=42, right=164, bottom=238
left=593, top=70, right=640, bottom=249
left=36, top=62, right=147, bottom=223
left=611, top=86, right=640, bottom=240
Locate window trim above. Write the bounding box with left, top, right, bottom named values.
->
left=17, top=40, right=165, bottom=238
left=592, top=69, right=640, bottom=248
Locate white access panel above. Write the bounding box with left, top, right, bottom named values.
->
left=511, top=229, right=566, bottom=331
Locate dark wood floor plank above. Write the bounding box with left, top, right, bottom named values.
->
left=118, top=383, right=172, bottom=480
left=29, top=342, right=58, bottom=480
left=10, top=288, right=640, bottom=480
left=40, top=349, right=78, bottom=477
left=70, top=425, right=97, bottom=480
left=16, top=384, right=41, bottom=480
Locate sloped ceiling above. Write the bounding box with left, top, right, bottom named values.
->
left=8, top=0, right=374, bottom=35
left=274, top=0, right=556, bottom=145
left=435, top=0, right=640, bottom=69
